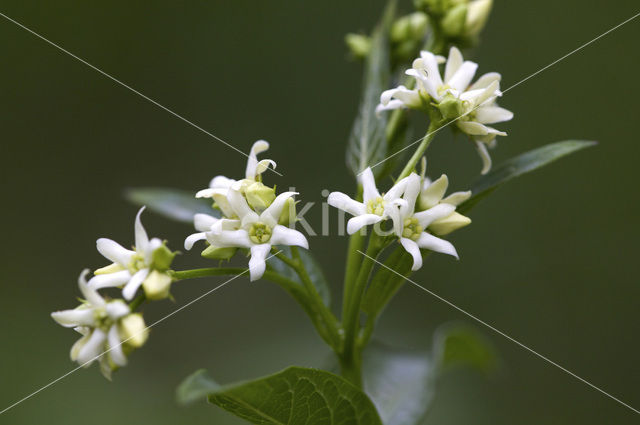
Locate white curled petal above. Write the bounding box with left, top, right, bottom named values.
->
left=346, top=214, right=383, bottom=235
left=416, top=232, right=458, bottom=259
left=51, top=309, right=95, bottom=328
left=210, top=218, right=241, bottom=234
left=194, top=213, right=219, bottom=231
left=476, top=80, right=501, bottom=105
left=475, top=106, right=514, bottom=124
left=227, top=187, right=259, bottom=224
left=444, top=46, right=463, bottom=83
left=78, top=269, right=105, bottom=306
left=459, top=88, right=486, bottom=102
left=248, top=244, right=271, bottom=282
left=376, top=99, right=405, bottom=115
left=327, top=192, right=366, bottom=217
left=106, top=300, right=131, bottom=320
left=96, top=239, right=135, bottom=267
left=184, top=232, right=207, bottom=250
left=70, top=332, right=91, bottom=361
left=384, top=176, right=410, bottom=202
left=261, top=191, right=297, bottom=227
left=475, top=140, right=493, bottom=175
left=448, top=61, right=478, bottom=92
left=401, top=173, right=422, bottom=214
left=122, top=268, right=149, bottom=301
left=400, top=238, right=423, bottom=271
left=77, top=329, right=107, bottom=366
left=255, top=159, right=276, bottom=176
left=144, top=238, right=162, bottom=264
left=88, top=270, right=132, bottom=290
left=457, top=121, right=490, bottom=136
left=195, top=188, right=217, bottom=198
left=245, top=140, right=270, bottom=179
left=360, top=168, right=380, bottom=202
left=207, top=229, right=252, bottom=249
left=134, top=207, right=149, bottom=251
left=209, top=175, right=235, bottom=189
left=107, top=325, right=128, bottom=367
left=212, top=191, right=235, bottom=218
left=385, top=202, right=404, bottom=237
left=270, top=225, right=309, bottom=249
left=414, top=204, right=456, bottom=227
left=419, top=50, right=444, bottom=87
left=442, top=191, right=472, bottom=206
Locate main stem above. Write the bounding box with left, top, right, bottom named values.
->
left=397, top=120, right=440, bottom=180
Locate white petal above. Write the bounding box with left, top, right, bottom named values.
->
left=96, top=239, right=135, bottom=267
left=475, top=80, right=501, bottom=106
left=210, top=218, right=241, bottom=234
left=475, top=106, right=514, bottom=124
left=88, top=270, right=132, bottom=290
left=255, top=159, right=277, bottom=176
left=122, top=268, right=149, bottom=301
left=400, top=173, right=421, bottom=215
left=385, top=201, right=404, bottom=237
left=360, top=168, right=380, bottom=202
left=270, top=225, right=309, bottom=249
left=248, top=244, right=271, bottom=281
left=421, top=174, right=449, bottom=207
left=78, top=269, right=105, bottom=306
left=228, top=187, right=259, bottom=224
left=416, top=232, right=458, bottom=259
left=442, top=191, right=472, bottom=206
left=106, top=300, right=131, bottom=320
left=419, top=50, right=444, bottom=88
left=327, top=192, right=366, bottom=217
left=194, top=213, right=219, bottom=231
left=184, top=232, right=207, bottom=250
left=457, top=121, right=490, bottom=136
left=77, top=329, right=107, bottom=366
left=245, top=140, right=270, bottom=179
left=448, top=61, right=478, bottom=92
left=347, top=214, right=383, bottom=235
left=51, top=308, right=95, bottom=328
left=384, top=175, right=410, bottom=202
left=469, top=72, right=501, bottom=91
left=400, top=238, right=423, bottom=271
left=134, top=207, right=149, bottom=251
left=459, top=88, right=486, bottom=102
left=207, top=229, right=252, bottom=249
left=195, top=188, right=217, bottom=198
left=444, top=46, right=463, bottom=83
left=475, top=140, right=493, bottom=174
left=414, top=204, right=456, bottom=227
left=107, top=325, right=127, bottom=367
left=209, top=175, right=235, bottom=189
left=261, top=191, right=297, bottom=227
left=70, top=332, right=91, bottom=361
left=212, top=191, right=235, bottom=218
left=376, top=99, right=406, bottom=115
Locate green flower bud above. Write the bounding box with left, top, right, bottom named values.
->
left=245, top=181, right=276, bottom=212
left=142, top=270, right=173, bottom=300
left=391, top=12, right=428, bottom=42
left=118, top=313, right=149, bottom=348
left=429, top=211, right=471, bottom=235
left=201, top=245, right=237, bottom=260
left=441, top=4, right=467, bottom=37
left=464, top=0, right=492, bottom=38
left=151, top=243, right=175, bottom=271
left=278, top=197, right=297, bottom=226
left=438, top=94, right=464, bottom=120
left=345, top=33, right=372, bottom=59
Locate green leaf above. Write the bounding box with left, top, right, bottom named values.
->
left=432, top=323, right=497, bottom=374
left=458, top=140, right=596, bottom=214
left=362, top=343, right=437, bottom=425
left=125, top=187, right=219, bottom=223
left=267, top=247, right=331, bottom=307
left=346, top=0, right=396, bottom=177
left=178, top=367, right=383, bottom=425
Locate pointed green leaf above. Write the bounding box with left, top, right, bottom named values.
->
left=267, top=246, right=331, bottom=307
left=346, top=0, right=396, bottom=177
left=432, top=323, right=497, bottom=374
left=458, top=140, right=596, bottom=214
left=125, top=187, right=219, bottom=223
left=178, top=367, right=383, bottom=425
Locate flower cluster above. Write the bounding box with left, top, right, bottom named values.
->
left=377, top=46, right=513, bottom=174
left=329, top=166, right=471, bottom=271
left=51, top=208, right=175, bottom=378
left=185, top=140, right=309, bottom=281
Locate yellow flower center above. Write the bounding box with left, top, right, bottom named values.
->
left=128, top=252, right=146, bottom=274
left=366, top=197, right=385, bottom=216
left=249, top=222, right=272, bottom=244
left=402, top=217, right=423, bottom=241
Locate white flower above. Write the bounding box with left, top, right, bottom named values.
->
left=378, top=47, right=513, bottom=173
left=388, top=174, right=460, bottom=271
left=195, top=140, right=276, bottom=218
left=418, top=174, right=472, bottom=236
left=327, top=167, right=410, bottom=235
left=88, top=207, right=172, bottom=301
left=205, top=185, right=309, bottom=281
left=51, top=270, right=148, bottom=377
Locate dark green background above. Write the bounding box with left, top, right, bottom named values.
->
left=1, top=1, right=638, bottom=423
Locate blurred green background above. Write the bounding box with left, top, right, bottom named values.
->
left=1, top=0, right=639, bottom=423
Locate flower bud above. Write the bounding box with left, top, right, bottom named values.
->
left=201, top=245, right=237, bottom=260
left=391, top=12, right=428, bottom=42
left=441, top=4, right=467, bottom=37
left=151, top=243, right=175, bottom=271
left=278, top=197, right=297, bottom=226
left=118, top=313, right=149, bottom=348
left=429, top=211, right=471, bottom=235
left=245, top=182, right=276, bottom=212
left=465, top=0, right=492, bottom=38
left=345, top=33, right=372, bottom=59
left=142, top=270, right=173, bottom=300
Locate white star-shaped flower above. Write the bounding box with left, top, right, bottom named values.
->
left=205, top=185, right=308, bottom=281
left=88, top=207, right=170, bottom=300
left=327, top=167, right=410, bottom=235
left=388, top=173, right=460, bottom=271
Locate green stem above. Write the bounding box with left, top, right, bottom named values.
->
left=397, top=120, right=441, bottom=180
left=129, top=294, right=146, bottom=311
left=341, top=185, right=364, bottom=322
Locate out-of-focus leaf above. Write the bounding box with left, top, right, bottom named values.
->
left=267, top=246, right=331, bottom=307
left=125, top=187, right=219, bottom=223
left=178, top=367, right=383, bottom=425
left=176, top=369, right=221, bottom=405
left=432, top=322, right=497, bottom=374
left=458, top=140, right=597, bottom=214
left=346, top=0, right=396, bottom=177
